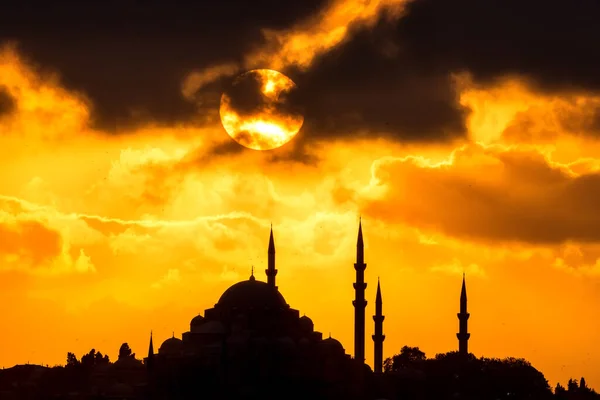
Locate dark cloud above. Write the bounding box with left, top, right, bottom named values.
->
left=0, top=0, right=327, bottom=131
left=360, top=144, right=600, bottom=244
left=282, top=0, right=600, bottom=145
left=0, top=86, right=15, bottom=117
left=499, top=98, right=600, bottom=144
left=223, top=70, right=303, bottom=119
left=4, top=0, right=600, bottom=143
left=288, top=16, right=469, bottom=144
left=397, top=0, right=600, bottom=93
left=188, top=137, right=316, bottom=168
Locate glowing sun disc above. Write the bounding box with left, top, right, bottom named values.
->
left=219, top=69, right=304, bottom=151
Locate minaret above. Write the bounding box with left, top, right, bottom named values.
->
left=457, top=273, right=471, bottom=356
left=372, top=278, right=385, bottom=373
left=147, top=331, right=154, bottom=369
left=266, top=224, right=278, bottom=289
left=353, top=218, right=367, bottom=364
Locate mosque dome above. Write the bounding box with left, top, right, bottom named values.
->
left=158, top=336, right=183, bottom=355
left=319, top=337, right=345, bottom=354
left=299, top=315, right=314, bottom=333
left=190, top=314, right=205, bottom=332
left=217, top=277, right=287, bottom=311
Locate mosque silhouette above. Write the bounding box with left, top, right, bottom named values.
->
left=143, top=220, right=471, bottom=399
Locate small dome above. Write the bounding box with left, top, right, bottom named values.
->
left=319, top=337, right=344, bottom=354
left=299, top=315, right=314, bottom=333
left=190, top=314, right=205, bottom=332
left=158, top=336, right=183, bottom=355
left=191, top=314, right=205, bottom=326
left=217, top=279, right=287, bottom=311
left=197, top=320, right=226, bottom=335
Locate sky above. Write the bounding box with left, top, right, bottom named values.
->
left=0, top=0, right=600, bottom=389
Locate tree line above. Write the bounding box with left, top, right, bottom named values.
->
left=380, top=346, right=599, bottom=400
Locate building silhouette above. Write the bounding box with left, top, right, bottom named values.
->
left=266, top=224, right=277, bottom=289
left=353, top=219, right=367, bottom=364
left=457, top=273, right=470, bottom=356
left=372, top=278, right=385, bottom=374
left=142, top=221, right=472, bottom=398
left=9, top=221, right=600, bottom=400
left=145, top=224, right=370, bottom=399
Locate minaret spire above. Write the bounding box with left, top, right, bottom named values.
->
left=146, top=331, right=154, bottom=370
left=353, top=218, right=367, bottom=364
left=266, top=224, right=278, bottom=289
left=457, top=273, right=471, bottom=356
left=148, top=331, right=154, bottom=356
left=372, top=277, right=385, bottom=373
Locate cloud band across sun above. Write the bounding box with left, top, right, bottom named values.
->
left=219, top=69, right=304, bottom=150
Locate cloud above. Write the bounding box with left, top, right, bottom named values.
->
left=0, top=216, right=96, bottom=275
left=243, top=0, right=407, bottom=72
left=0, top=85, right=15, bottom=116
left=0, top=1, right=329, bottom=131
left=271, top=0, right=600, bottom=146
left=289, top=20, right=469, bottom=143
left=151, top=268, right=182, bottom=289
left=396, top=0, right=600, bottom=94
left=0, top=45, right=91, bottom=141
left=360, top=143, right=600, bottom=244
left=0, top=220, right=62, bottom=267
left=457, top=76, right=600, bottom=144
left=430, top=258, right=486, bottom=278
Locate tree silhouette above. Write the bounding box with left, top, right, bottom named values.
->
left=383, top=346, right=426, bottom=372
left=554, top=376, right=600, bottom=399
left=66, top=352, right=79, bottom=367
left=569, top=378, right=580, bottom=393
left=556, top=382, right=568, bottom=399
left=80, top=349, right=96, bottom=368
left=118, top=342, right=136, bottom=360
left=94, top=350, right=110, bottom=364
left=382, top=348, right=553, bottom=399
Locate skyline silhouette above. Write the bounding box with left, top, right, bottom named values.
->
left=0, top=0, right=600, bottom=395
left=1, top=223, right=597, bottom=399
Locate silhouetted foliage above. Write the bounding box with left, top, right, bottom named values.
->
left=555, top=376, right=600, bottom=400
left=381, top=347, right=555, bottom=400
left=383, top=345, right=426, bottom=372
left=556, top=383, right=567, bottom=397
left=80, top=348, right=109, bottom=367
left=66, top=352, right=79, bottom=367
left=119, top=342, right=135, bottom=360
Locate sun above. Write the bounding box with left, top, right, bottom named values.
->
left=219, top=69, right=304, bottom=151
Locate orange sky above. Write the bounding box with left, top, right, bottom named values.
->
left=1, top=1, right=600, bottom=390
